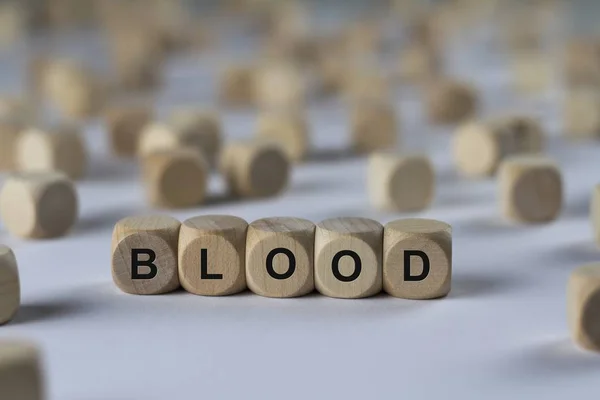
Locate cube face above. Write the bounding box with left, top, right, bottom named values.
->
left=383, top=219, right=452, bottom=299
left=426, top=80, right=477, bottom=124
left=563, top=91, right=600, bottom=138
left=315, top=218, right=383, bottom=299
left=0, top=340, right=44, bottom=400
left=500, top=157, right=562, bottom=223
left=111, top=216, right=181, bottom=295
left=568, top=264, right=600, bottom=352
left=351, top=103, right=398, bottom=154
left=246, top=218, right=315, bottom=298
left=179, top=216, right=247, bottom=296
left=256, top=111, right=309, bottom=162
left=219, top=66, right=255, bottom=107
left=107, top=107, right=153, bottom=157
left=0, top=245, right=19, bottom=325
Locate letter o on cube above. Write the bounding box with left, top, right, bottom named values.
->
left=383, top=218, right=452, bottom=299
left=112, top=215, right=181, bottom=295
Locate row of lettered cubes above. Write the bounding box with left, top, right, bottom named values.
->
left=111, top=215, right=452, bottom=299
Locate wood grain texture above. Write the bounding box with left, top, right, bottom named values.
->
left=351, top=101, right=399, bottom=154
left=0, top=340, right=44, bottom=400
left=246, top=217, right=315, bottom=298
left=0, top=245, right=19, bottom=325
left=111, top=215, right=181, bottom=295
left=220, top=139, right=291, bottom=198
left=368, top=152, right=435, bottom=212
left=499, top=155, right=562, bottom=223
left=0, top=172, right=78, bottom=239
left=141, top=148, right=208, bottom=209
left=452, top=116, right=545, bottom=178
left=179, top=215, right=248, bottom=296
left=105, top=105, right=153, bottom=157
left=568, top=264, right=600, bottom=352
left=256, top=109, right=309, bottom=162
left=169, top=109, right=222, bottom=167
left=425, top=79, right=478, bottom=124
left=383, top=218, right=452, bottom=299
left=315, top=217, right=383, bottom=299
left=16, top=125, right=88, bottom=180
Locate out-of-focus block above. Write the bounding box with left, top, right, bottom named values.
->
left=568, top=264, right=600, bottom=352
left=0, top=245, right=19, bottom=325
left=218, top=65, right=256, bottom=107
left=169, top=109, right=222, bottom=167
left=425, top=79, right=478, bottom=124
left=0, top=340, right=44, bottom=400
left=254, top=62, right=306, bottom=111
left=256, top=109, right=309, bottom=162
left=563, top=89, right=600, bottom=139
left=105, top=104, right=153, bottom=157
left=511, top=51, right=552, bottom=94
left=0, top=117, right=24, bottom=171
left=351, top=101, right=399, bottom=154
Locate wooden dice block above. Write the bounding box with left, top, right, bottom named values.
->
left=0, top=340, right=44, bottom=400
left=453, top=116, right=545, bottom=178
left=425, top=79, right=478, bottom=124
left=256, top=109, right=309, bottom=162
left=315, top=217, right=383, bottom=299
left=218, top=65, right=256, bottom=107
left=397, top=43, right=440, bottom=84
left=179, top=215, right=248, bottom=296
left=563, top=89, right=600, bottom=139
left=0, top=117, right=23, bottom=171
left=499, top=155, right=562, bottom=223
left=383, top=218, right=452, bottom=299
left=368, top=152, right=435, bottom=212
left=344, top=69, right=390, bottom=104
left=16, top=125, right=88, bottom=180
left=105, top=105, right=153, bottom=157
left=0, top=172, right=78, bottom=239
left=254, top=62, right=306, bottom=111
left=220, top=139, right=291, bottom=198
left=564, top=40, right=600, bottom=88
left=112, top=215, right=181, bottom=295
left=0, top=245, right=19, bottom=325
left=141, top=149, right=208, bottom=209
left=568, top=264, right=600, bottom=352
left=246, top=217, right=314, bottom=298
left=169, top=109, right=222, bottom=167
left=511, top=51, right=552, bottom=94
left=351, top=101, right=399, bottom=154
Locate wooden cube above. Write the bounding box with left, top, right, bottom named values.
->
left=564, top=40, right=600, bottom=87
left=111, top=215, right=181, bottom=295
left=499, top=155, right=562, bottom=223
left=383, top=218, right=452, bottom=299
left=179, top=215, right=248, bottom=296
left=16, top=125, right=88, bottom=180
left=169, top=109, right=222, bottom=167
left=105, top=105, right=153, bottom=157
left=254, top=62, right=306, bottom=111
left=453, top=116, right=545, bottom=178
left=315, top=217, right=383, bottom=299
left=568, top=264, right=600, bottom=352
left=141, top=149, right=208, bottom=209
left=218, top=65, right=256, bottom=107
left=0, top=117, right=24, bottom=171
left=397, top=43, right=440, bottom=84
left=563, top=89, right=600, bottom=139
left=425, top=79, right=478, bottom=124
left=0, top=340, right=44, bottom=400
left=0, top=245, right=19, bottom=325
left=511, top=51, right=552, bottom=94
left=591, top=185, right=600, bottom=246
left=344, top=69, right=390, bottom=104
left=256, top=109, right=309, bottom=162
left=246, top=217, right=315, bottom=298
left=351, top=101, right=399, bottom=154
left=220, top=139, right=291, bottom=198
left=0, top=172, right=78, bottom=239
left=368, top=152, right=435, bottom=212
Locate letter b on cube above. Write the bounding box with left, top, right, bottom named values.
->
left=383, top=218, right=452, bottom=299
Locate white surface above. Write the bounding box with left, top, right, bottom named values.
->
left=2, top=8, right=600, bottom=400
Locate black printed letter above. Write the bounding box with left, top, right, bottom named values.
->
left=404, top=250, right=430, bottom=281
left=332, top=250, right=362, bottom=282
left=266, top=248, right=296, bottom=279
left=131, top=249, right=158, bottom=279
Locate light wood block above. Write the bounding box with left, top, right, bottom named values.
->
left=0, top=117, right=23, bottom=171
left=511, top=51, right=552, bottom=94
left=591, top=185, right=600, bottom=246
left=169, top=109, right=222, bottom=167
left=453, top=116, right=545, bottom=178
left=344, top=69, right=390, bottom=104
left=368, top=152, right=435, bottom=212
left=568, top=264, right=600, bottom=352
left=16, top=125, right=88, bottom=180
left=256, top=109, right=309, bottom=162
left=141, top=149, right=208, bottom=209
left=220, top=139, right=291, bottom=198
left=499, top=155, right=562, bottom=223
left=397, top=43, right=440, bottom=84
left=563, top=89, right=600, bottom=139
left=112, top=215, right=181, bottom=295
left=383, top=218, right=452, bottom=299
left=179, top=215, right=248, bottom=296
left=254, top=62, right=306, bottom=111
left=425, top=79, right=478, bottom=124
left=0, top=340, right=44, bottom=400
left=0, top=245, right=19, bottom=325
left=218, top=65, right=256, bottom=107
left=246, top=217, right=315, bottom=298
left=351, top=101, right=399, bottom=154
left=105, top=105, right=153, bottom=157
left=564, top=40, right=600, bottom=88
left=315, top=217, right=383, bottom=299
left=0, top=172, right=78, bottom=239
